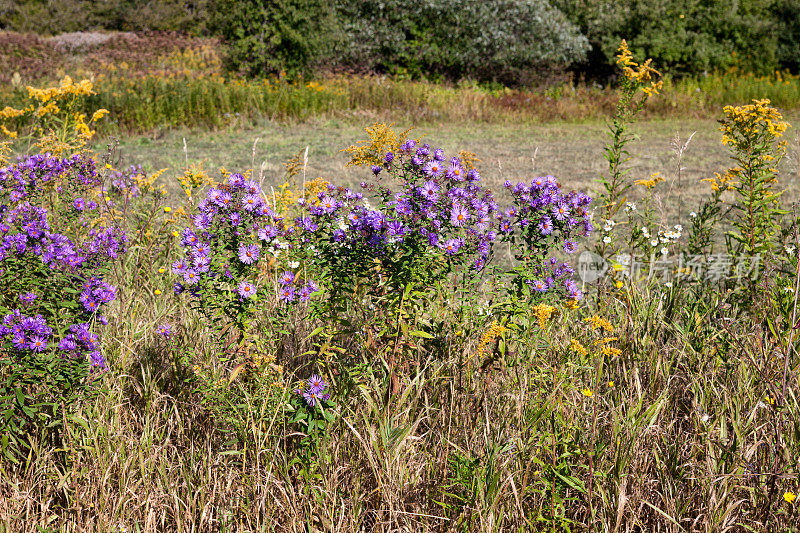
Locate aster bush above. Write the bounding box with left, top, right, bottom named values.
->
left=295, top=138, right=499, bottom=388
left=497, top=176, right=592, bottom=308
left=0, top=153, right=125, bottom=462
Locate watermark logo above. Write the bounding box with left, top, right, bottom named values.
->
left=577, top=250, right=761, bottom=284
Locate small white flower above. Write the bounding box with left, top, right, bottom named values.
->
left=690, top=211, right=698, bottom=218
left=651, top=239, right=659, bottom=247
left=624, top=201, right=637, bottom=212
left=661, top=247, right=669, bottom=255
left=641, top=227, right=650, bottom=238
left=288, top=260, right=300, bottom=268
left=674, top=224, right=683, bottom=231
left=664, top=281, right=673, bottom=288
left=783, top=286, right=795, bottom=293
left=603, top=236, right=612, bottom=244
left=786, top=245, right=796, bottom=256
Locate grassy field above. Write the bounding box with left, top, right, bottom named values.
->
left=3, top=45, right=800, bottom=532
left=103, top=116, right=800, bottom=213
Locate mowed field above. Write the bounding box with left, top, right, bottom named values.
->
left=106, top=116, right=800, bottom=218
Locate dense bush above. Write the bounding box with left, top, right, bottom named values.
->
left=0, top=0, right=211, bottom=34
left=333, top=0, right=590, bottom=85
left=211, top=0, right=339, bottom=78
left=555, top=0, right=794, bottom=77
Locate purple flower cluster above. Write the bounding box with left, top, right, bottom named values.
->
left=0, top=201, right=125, bottom=270
left=0, top=154, right=124, bottom=373
left=174, top=173, right=322, bottom=308
left=296, top=374, right=330, bottom=407
left=499, top=177, right=593, bottom=300
left=0, top=311, right=106, bottom=369
left=299, top=143, right=498, bottom=273
left=107, top=164, right=143, bottom=200
left=173, top=173, right=281, bottom=294
left=0, top=153, right=100, bottom=207
left=278, top=271, right=318, bottom=302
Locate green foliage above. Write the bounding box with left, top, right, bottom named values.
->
left=211, top=0, right=339, bottom=78
left=0, top=0, right=211, bottom=34
left=556, top=0, right=797, bottom=76
left=335, top=0, right=589, bottom=86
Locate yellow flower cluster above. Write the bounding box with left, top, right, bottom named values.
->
left=342, top=122, right=415, bottom=168
left=569, top=339, right=588, bottom=356
left=634, top=172, right=665, bottom=189
left=616, top=40, right=663, bottom=97
left=178, top=163, right=216, bottom=198
left=26, top=75, right=94, bottom=103
left=458, top=150, right=481, bottom=171
left=701, top=167, right=740, bottom=192
left=476, top=320, right=507, bottom=360
left=532, top=303, right=557, bottom=329
left=585, top=315, right=614, bottom=333
left=720, top=99, right=789, bottom=143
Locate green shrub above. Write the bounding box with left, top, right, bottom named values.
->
left=211, top=0, right=339, bottom=78
left=334, top=0, right=590, bottom=85
left=555, top=0, right=791, bottom=76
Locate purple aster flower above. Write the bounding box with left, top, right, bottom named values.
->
left=73, top=197, right=85, bottom=211
left=418, top=181, right=439, bottom=202
left=466, top=169, right=480, bottom=182
left=279, top=271, right=295, bottom=285
left=89, top=350, right=107, bottom=370
left=445, top=161, right=465, bottom=181
left=432, top=148, right=445, bottom=161
left=237, top=280, right=257, bottom=298
left=400, top=139, right=416, bottom=152
left=306, top=374, right=327, bottom=395
left=423, top=160, right=444, bottom=178
left=531, top=279, right=548, bottom=292
left=539, top=217, right=553, bottom=235
left=183, top=269, right=200, bottom=285
left=27, top=336, right=47, bottom=352
left=553, top=203, right=569, bottom=221
left=318, top=196, right=338, bottom=215
left=299, top=280, right=319, bottom=301
left=450, top=203, right=469, bottom=227
left=157, top=324, right=173, bottom=338
left=384, top=151, right=394, bottom=164
left=173, top=282, right=185, bottom=294
left=279, top=285, right=296, bottom=302
left=242, top=194, right=261, bottom=211
left=238, top=243, right=259, bottom=265
left=563, top=240, right=577, bottom=254
left=440, top=238, right=462, bottom=255
left=371, top=165, right=382, bottom=175
left=19, top=292, right=37, bottom=305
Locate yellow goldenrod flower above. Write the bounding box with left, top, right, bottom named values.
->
left=532, top=303, right=557, bottom=328
left=784, top=491, right=796, bottom=504
left=476, top=320, right=507, bottom=360
left=570, top=339, right=588, bottom=356
left=582, top=388, right=594, bottom=398
left=172, top=231, right=179, bottom=238
left=585, top=315, right=614, bottom=333
left=634, top=172, right=665, bottom=189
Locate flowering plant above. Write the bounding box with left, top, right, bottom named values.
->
left=497, top=176, right=592, bottom=305
left=172, top=171, right=317, bottom=350
left=0, top=153, right=125, bottom=461
left=303, top=139, right=497, bottom=319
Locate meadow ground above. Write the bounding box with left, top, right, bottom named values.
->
left=104, top=115, right=800, bottom=214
